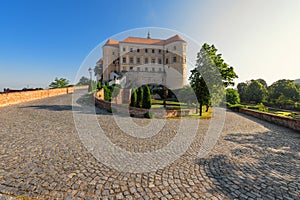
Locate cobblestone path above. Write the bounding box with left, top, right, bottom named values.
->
left=0, top=91, right=299, bottom=199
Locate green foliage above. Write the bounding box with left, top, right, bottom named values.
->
left=130, top=89, right=137, bottom=107
left=268, top=79, right=299, bottom=105
left=257, top=103, right=268, bottom=112
left=226, top=88, right=240, bottom=104
left=142, top=85, right=151, bottom=109
left=144, top=111, right=155, bottom=119
left=189, top=43, right=238, bottom=115
left=49, top=77, right=70, bottom=88
left=77, top=76, right=90, bottom=86
left=103, top=86, right=112, bottom=101
left=245, top=80, right=267, bottom=103
left=136, top=87, right=144, bottom=108
left=97, top=80, right=102, bottom=90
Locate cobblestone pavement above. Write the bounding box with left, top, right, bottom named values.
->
left=0, top=91, right=299, bottom=199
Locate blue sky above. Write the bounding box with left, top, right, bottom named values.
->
left=0, top=0, right=299, bottom=91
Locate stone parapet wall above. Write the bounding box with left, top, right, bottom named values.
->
left=0, top=86, right=88, bottom=107
left=239, top=108, right=300, bottom=131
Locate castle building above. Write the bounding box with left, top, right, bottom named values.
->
left=95, top=33, right=187, bottom=88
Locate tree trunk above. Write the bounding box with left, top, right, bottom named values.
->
left=199, top=102, right=203, bottom=116
left=206, top=105, right=209, bottom=112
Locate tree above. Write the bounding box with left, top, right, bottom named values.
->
left=49, top=77, right=70, bottom=88
left=136, top=87, right=144, bottom=108
left=245, top=80, right=267, bottom=103
left=176, top=85, right=197, bottom=106
left=226, top=88, right=240, bottom=105
left=268, top=79, right=299, bottom=105
left=77, top=76, right=90, bottom=86
left=237, top=82, right=248, bottom=103
left=97, top=80, right=102, bottom=90
left=256, top=78, right=267, bottom=88
left=189, top=43, right=238, bottom=116
left=130, top=89, right=137, bottom=107
left=142, top=85, right=152, bottom=109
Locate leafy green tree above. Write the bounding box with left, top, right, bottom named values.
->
left=237, top=82, right=248, bottom=103
left=142, top=85, right=152, bottom=109
left=97, top=80, right=102, bottom=90
left=77, top=76, right=90, bottom=85
left=245, top=80, right=267, bottom=103
left=49, top=77, right=70, bottom=88
left=268, top=79, right=299, bottom=105
left=136, top=87, right=144, bottom=108
left=130, top=89, right=137, bottom=107
left=226, top=88, right=240, bottom=105
left=189, top=43, right=238, bottom=116
left=256, top=78, right=268, bottom=88
left=103, top=86, right=112, bottom=101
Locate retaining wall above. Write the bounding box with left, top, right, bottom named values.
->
left=0, top=86, right=88, bottom=107
left=238, top=108, right=300, bottom=131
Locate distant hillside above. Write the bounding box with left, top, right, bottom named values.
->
left=294, top=79, right=300, bottom=84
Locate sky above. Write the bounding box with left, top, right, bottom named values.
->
left=0, top=0, right=299, bottom=91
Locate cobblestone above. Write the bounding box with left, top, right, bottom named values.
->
left=0, top=91, right=299, bottom=199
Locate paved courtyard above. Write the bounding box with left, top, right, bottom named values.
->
left=0, top=91, right=299, bottom=199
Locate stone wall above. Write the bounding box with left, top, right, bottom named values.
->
left=238, top=108, right=300, bottom=131
left=0, top=86, right=88, bottom=107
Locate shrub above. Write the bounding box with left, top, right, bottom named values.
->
left=136, top=87, right=143, bottom=108
left=97, top=81, right=102, bottom=90
left=142, top=85, right=151, bottom=109
left=130, top=89, right=137, bottom=107
left=103, top=86, right=112, bottom=101
left=257, top=103, right=268, bottom=112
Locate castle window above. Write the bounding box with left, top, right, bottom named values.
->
left=112, top=51, right=115, bottom=55
left=123, top=47, right=126, bottom=52
left=158, top=49, right=161, bottom=53
left=130, top=48, right=133, bottom=52
left=152, top=67, right=155, bottom=72
left=137, top=48, right=140, bottom=53
left=137, top=57, right=140, bottom=64
left=151, top=58, right=155, bottom=64
left=130, top=66, right=133, bottom=70
left=145, top=58, right=148, bottom=64
left=145, top=49, right=148, bottom=53
left=130, top=57, right=133, bottom=64
left=122, top=57, right=126, bottom=63
left=166, top=49, right=169, bottom=53
left=158, top=58, right=162, bottom=64
left=166, top=58, right=169, bottom=64
left=152, top=49, right=155, bottom=53
left=145, top=67, right=148, bottom=71
left=173, top=56, right=177, bottom=63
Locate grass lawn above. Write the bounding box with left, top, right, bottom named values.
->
left=151, top=99, right=193, bottom=110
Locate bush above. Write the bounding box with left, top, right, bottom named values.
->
left=97, top=81, right=102, bottom=90
left=257, top=103, right=268, bottom=112
left=130, top=89, right=137, bottom=107
left=144, top=111, right=155, bottom=119
left=103, top=86, right=112, bottom=101
left=142, top=85, right=151, bottom=109
left=136, top=87, right=143, bottom=108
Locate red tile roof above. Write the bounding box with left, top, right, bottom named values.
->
left=104, top=39, right=119, bottom=46
left=103, top=34, right=185, bottom=46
